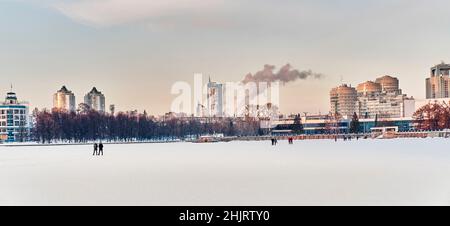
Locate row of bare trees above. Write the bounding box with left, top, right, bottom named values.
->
left=32, top=100, right=448, bottom=143
left=32, top=109, right=263, bottom=143
left=413, top=101, right=450, bottom=131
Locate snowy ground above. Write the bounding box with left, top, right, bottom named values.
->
left=1, top=138, right=450, bottom=206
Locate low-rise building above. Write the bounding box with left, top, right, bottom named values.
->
left=271, top=115, right=414, bottom=135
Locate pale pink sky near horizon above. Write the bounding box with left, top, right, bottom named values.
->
left=1, top=0, right=450, bottom=115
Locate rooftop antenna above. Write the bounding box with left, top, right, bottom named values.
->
left=340, top=75, right=344, bottom=85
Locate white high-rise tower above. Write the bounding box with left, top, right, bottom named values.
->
left=206, top=77, right=224, bottom=117
left=84, top=87, right=106, bottom=113
left=53, top=86, right=76, bottom=112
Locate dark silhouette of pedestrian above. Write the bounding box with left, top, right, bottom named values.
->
left=288, top=137, right=294, bottom=144
left=98, top=142, right=104, bottom=156
left=93, top=143, right=98, bottom=156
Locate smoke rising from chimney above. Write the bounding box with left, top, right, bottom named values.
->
left=242, top=64, right=323, bottom=84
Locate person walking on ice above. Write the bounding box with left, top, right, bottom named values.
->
left=93, top=143, right=98, bottom=156
left=98, top=142, right=104, bottom=156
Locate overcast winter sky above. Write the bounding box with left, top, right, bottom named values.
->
left=1, top=0, right=450, bottom=114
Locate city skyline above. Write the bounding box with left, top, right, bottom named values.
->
left=2, top=0, right=450, bottom=114
left=2, top=62, right=444, bottom=116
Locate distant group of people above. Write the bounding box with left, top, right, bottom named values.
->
left=335, top=135, right=368, bottom=142
left=93, top=142, right=104, bottom=156
left=271, top=138, right=278, bottom=146
left=271, top=137, right=295, bottom=145
left=288, top=137, right=294, bottom=144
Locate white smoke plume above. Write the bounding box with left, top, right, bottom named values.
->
left=242, top=64, right=323, bottom=84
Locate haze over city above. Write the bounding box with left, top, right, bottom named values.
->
left=2, top=0, right=450, bottom=114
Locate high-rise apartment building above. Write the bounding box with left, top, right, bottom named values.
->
left=53, top=86, right=76, bottom=112
left=84, top=87, right=106, bottom=113
left=206, top=77, right=224, bottom=117
left=426, top=62, right=450, bottom=99
left=357, top=92, right=414, bottom=119
left=330, top=84, right=358, bottom=118
left=375, top=75, right=401, bottom=94
left=331, top=76, right=415, bottom=119
left=357, top=76, right=413, bottom=119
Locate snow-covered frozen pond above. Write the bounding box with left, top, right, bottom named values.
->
left=1, top=138, right=450, bottom=206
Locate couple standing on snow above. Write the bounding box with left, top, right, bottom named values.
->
left=93, top=142, right=104, bottom=156
left=271, top=138, right=278, bottom=146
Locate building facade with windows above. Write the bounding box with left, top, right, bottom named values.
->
left=375, top=75, right=402, bottom=95
left=84, top=87, right=106, bottom=113
left=357, top=92, right=415, bottom=119
left=0, top=92, right=30, bottom=142
left=357, top=76, right=414, bottom=119
left=331, top=76, right=415, bottom=120
left=53, top=86, right=76, bottom=112
left=426, top=62, right=450, bottom=99
left=330, top=84, right=358, bottom=118
left=206, top=78, right=224, bottom=117
left=271, top=115, right=414, bottom=135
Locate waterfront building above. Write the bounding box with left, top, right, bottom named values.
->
left=356, top=81, right=382, bottom=96
left=426, top=62, right=450, bottom=99
left=330, top=84, right=358, bottom=118
left=53, top=86, right=76, bottom=112
left=357, top=92, right=415, bottom=119
left=0, top=91, right=30, bottom=142
left=357, top=76, right=413, bottom=119
left=271, top=114, right=414, bottom=135
left=84, top=87, right=106, bottom=113
left=375, top=75, right=401, bottom=94
left=331, top=76, right=415, bottom=120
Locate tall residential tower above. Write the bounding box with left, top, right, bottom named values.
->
left=206, top=77, right=224, bottom=117
left=84, top=87, right=106, bottom=113
left=53, top=86, right=76, bottom=112
left=426, top=62, right=450, bottom=99
left=330, top=84, right=358, bottom=118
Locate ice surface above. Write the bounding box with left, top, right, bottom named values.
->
left=1, top=138, right=450, bottom=206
